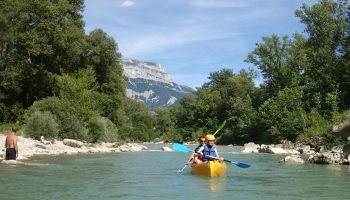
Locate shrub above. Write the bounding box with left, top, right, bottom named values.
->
left=88, top=116, right=118, bottom=142
left=24, top=111, right=59, bottom=139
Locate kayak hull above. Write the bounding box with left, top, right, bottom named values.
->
left=190, top=161, right=227, bottom=177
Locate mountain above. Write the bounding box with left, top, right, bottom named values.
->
left=121, top=58, right=194, bottom=109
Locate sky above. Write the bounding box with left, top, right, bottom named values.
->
left=83, top=0, right=319, bottom=88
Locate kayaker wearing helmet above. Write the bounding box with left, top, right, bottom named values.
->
left=187, top=136, right=206, bottom=164
left=200, top=134, right=224, bottom=162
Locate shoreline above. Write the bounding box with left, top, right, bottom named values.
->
left=0, top=134, right=148, bottom=162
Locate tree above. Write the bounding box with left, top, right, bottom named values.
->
left=246, top=34, right=303, bottom=97
left=258, top=87, right=306, bottom=142
left=295, top=0, right=348, bottom=111
left=0, top=0, right=86, bottom=121
left=86, top=29, right=126, bottom=123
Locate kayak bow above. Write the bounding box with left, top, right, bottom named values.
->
left=190, top=161, right=227, bottom=177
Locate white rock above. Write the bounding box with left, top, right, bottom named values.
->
left=161, top=146, right=173, bottom=151
left=242, top=142, right=260, bottom=153
left=63, top=139, right=84, bottom=148
left=269, top=147, right=288, bottom=154
left=331, top=145, right=344, bottom=153
left=280, top=155, right=305, bottom=164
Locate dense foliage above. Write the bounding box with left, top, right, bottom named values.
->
left=171, top=0, right=350, bottom=145
left=1, top=0, right=350, bottom=145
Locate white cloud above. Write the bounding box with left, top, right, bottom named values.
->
left=119, top=26, right=240, bottom=57
left=188, top=0, right=249, bottom=8
left=121, top=0, right=135, bottom=7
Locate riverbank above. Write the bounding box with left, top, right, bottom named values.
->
left=242, top=140, right=350, bottom=165
left=0, top=134, right=148, bottom=161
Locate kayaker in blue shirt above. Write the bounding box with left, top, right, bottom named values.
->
left=198, top=134, right=224, bottom=162
left=187, top=136, right=206, bottom=164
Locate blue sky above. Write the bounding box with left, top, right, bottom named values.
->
left=83, top=0, right=319, bottom=88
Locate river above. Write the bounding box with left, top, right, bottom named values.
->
left=0, top=144, right=349, bottom=200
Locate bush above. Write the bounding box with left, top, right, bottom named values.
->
left=88, top=116, right=118, bottom=142
left=24, top=111, right=59, bottom=139
left=25, top=97, right=91, bottom=141
left=259, top=88, right=306, bottom=142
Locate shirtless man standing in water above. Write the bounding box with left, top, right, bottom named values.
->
left=5, top=128, right=18, bottom=160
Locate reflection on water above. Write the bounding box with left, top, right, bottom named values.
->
left=208, top=176, right=225, bottom=192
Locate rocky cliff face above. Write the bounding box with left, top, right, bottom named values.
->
left=121, top=58, right=193, bottom=109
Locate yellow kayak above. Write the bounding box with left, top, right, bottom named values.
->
left=190, top=161, right=227, bottom=177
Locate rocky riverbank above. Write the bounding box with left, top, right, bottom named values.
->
left=0, top=134, right=148, bottom=161
left=242, top=139, right=350, bottom=165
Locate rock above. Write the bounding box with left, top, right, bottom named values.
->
left=332, top=114, right=350, bottom=132
left=279, top=155, right=305, bottom=164
left=119, top=144, right=130, bottom=152
left=161, top=146, right=173, bottom=151
left=286, top=149, right=300, bottom=154
left=331, top=145, right=344, bottom=153
left=308, top=153, right=328, bottom=164
left=275, top=144, right=283, bottom=148
left=308, top=152, right=343, bottom=164
left=128, top=143, right=147, bottom=152
left=268, top=147, right=288, bottom=154
left=342, top=144, right=350, bottom=159
left=295, top=145, right=311, bottom=154
left=129, top=144, right=146, bottom=152
left=63, top=139, right=84, bottom=148
left=259, top=145, right=294, bottom=154
left=298, top=137, right=324, bottom=149
left=242, top=142, right=260, bottom=153
left=259, top=145, right=272, bottom=153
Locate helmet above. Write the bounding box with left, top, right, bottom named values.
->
left=205, top=134, right=215, bottom=141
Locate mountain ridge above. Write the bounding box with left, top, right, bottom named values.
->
left=121, top=58, right=193, bottom=109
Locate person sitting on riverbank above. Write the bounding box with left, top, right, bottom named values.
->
left=40, top=136, right=52, bottom=145
left=187, top=136, right=206, bottom=164
left=5, top=128, right=18, bottom=160
left=200, top=134, right=224, bottom=162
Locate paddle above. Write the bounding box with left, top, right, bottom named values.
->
left=177, top=164, right=188, bottom=173
left=173, top=143, right=251, bottom=169
left=205, top=155, right=251, bottom=168
left=213, top=120, right=226, bottom=136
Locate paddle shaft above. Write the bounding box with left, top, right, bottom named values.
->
left=205, top=155, right=251, bottom=168
left=213, top=120, right=226, bottom=136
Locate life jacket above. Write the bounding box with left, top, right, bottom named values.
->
left=202, top=145, right=217, bottom=161
left=194, top=144, right=204, bottom=153
left=194, top=144, right=204, bottom=160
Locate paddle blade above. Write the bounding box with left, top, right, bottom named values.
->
left=222, top=159, right=251, bottom=168
left=233, top=162, right=251, bottom=168
left=213, top=120, right=226, bottom=136
left=173, top=143, right=192, bottom=153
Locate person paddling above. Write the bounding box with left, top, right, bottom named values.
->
left=187, top=136, right=206, bottom=164
left=4, top=128, right=18, bottom=160
left=200, top=134, right=223, bottom=162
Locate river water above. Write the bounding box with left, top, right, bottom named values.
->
left=0, top=144, right=349, bottom=200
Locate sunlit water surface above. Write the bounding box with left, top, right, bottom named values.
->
left=1, top=144, right=349, bottom=200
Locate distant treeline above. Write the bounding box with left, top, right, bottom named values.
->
left=1, top=0, right=349, bottom=145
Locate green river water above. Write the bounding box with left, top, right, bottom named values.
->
left=0, top=144, right=349, bottom=200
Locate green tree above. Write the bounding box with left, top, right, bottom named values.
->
left=0, top=0, right=86, bottom=121
left=246, top=34, right=303, bottom=97
left=86, top=29, right=126, bottom=124
left=295, top=0, right=348, bottom=112
left=258, top=88, right=306, bottom=142
left=154, top=107, right=176, bottom=141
